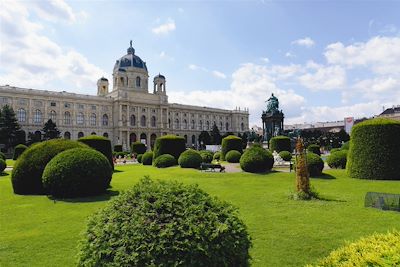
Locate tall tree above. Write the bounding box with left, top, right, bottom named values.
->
left=210, top=123, right=222, bottom=145
left=198, top=131, right=211, bottom=149
left=42, top=119, right=60, bottom=140
left=0, top=105, right=23, bottom=149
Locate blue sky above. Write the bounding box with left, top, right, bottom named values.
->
left=1, top=1, right=400, bottom=126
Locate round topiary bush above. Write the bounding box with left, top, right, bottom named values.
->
left=306, top=152, right=324, bottom=176
left=11, top=139, right=88, bottom=195
left=137, top=154, right=143, bottom=163
left=327, top=150, right=348, bottom=169
left=278, top=151, right=292, bottom=161
left=131, top=141, right=147, bottom=155
left=77, top=177, right=251, bottom=266
left=269, top=136, right=291, bottom=153
left=13, top=144, right=28, bottom=160
left=78, top=135, right=113, bottom=170
left=178, top=149, right=202, bottom=168
left=307, top=144, right=321, bottom=156
left=213, top=151, right=221, bottom=161
left=309, top=231, right=400, bottom=267
left=153, top=154, right=177, bottom=168
left=347, top=118, right=400, bottom=180
left=0, top=159, right=6, bottom=173
left=142, top=151, right=154, bottom=165
left=221, top=135, right=243, bottom=160
left=240, top=146, right=274, bottom=173
left=225, top=150, right=242, bottom=163
left=0, top=152, right=6, bottom=161
left=153, top=135, right=186, bottom=161
left=199, top=150, right=214, bottom=163
left=42, top=148, right=112, bottom=198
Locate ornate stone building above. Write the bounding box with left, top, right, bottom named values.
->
left=0, top=42, right=249, bottom=150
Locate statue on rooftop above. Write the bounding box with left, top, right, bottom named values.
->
left=266, top=93, right=279, bottom=113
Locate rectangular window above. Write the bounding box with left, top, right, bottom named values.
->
left=64, top=103, right=71, bottom=108
left=78, top=104, right=84, bottom=109
left=91, top=105, right=97, bottom=110
left=50, top=102, right=56, bottom=107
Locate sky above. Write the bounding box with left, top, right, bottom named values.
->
left=1, top=0, right=400, bottom=127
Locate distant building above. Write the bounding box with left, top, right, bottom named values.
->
left=378, top=106, right=400, bottom=121
left=284, top=121, right=344, bottom=133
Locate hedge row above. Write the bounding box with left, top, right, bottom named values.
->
left=269, top=136, right=291, bottom=153
left=221, top=135, right=243, bottom=160
left=153, top=135, right=186, bottom=161
left=78, top=135, right=113, bottom=170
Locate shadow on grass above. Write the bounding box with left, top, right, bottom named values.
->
left=311, top=173, right=336, bottom=180
left=48, top=190, right=120, bottom=203
left=0, top=172, right=10, bottom=176
left=113, top=169, right=124, bottom=173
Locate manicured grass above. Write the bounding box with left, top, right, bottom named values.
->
left=1, top=165, right=399, bottom=266
left=5, top=159, right=14, bottom=167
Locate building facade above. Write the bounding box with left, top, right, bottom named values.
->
left=0, top=42, right=249, bottom=150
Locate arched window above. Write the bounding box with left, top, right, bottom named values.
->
left=191, top=120, right=195, bottom=129
left=183, top=119, right=188, bottom=129
left=78, top=132, right=84, bottom=138
left=220, top=121, right=223, bottom=130
left=102, top=114, right=108, bottom=126
left=168, top=119, right=171, bottom=128
left=129, top=133, right=137, bottom=145
left=184, top=135, right=188, bottom=144
left=91, top=132, right=96, bottom=135
left=206, top=121, right=210, bottom=130
left=122, top=115, right=127, bottom=126
left=64, top=111, right=71, bottom=125
left=140, top=115, right=146, bottom=127
left=192, top=135, right=196, bottom=144
left=226, top=122, right=229, bottom=131
left=199, top=120, right=203, bottom=130
left=150, top=134, right=157, bottom=149
left=90, top=113, right=96, bottom=126
left=34, top=109, right=42, bottom=123
left=17, top=108, right=26, bottom=122
left=120, top=77, right=124, bottom=86
left=77, top=112, right=84, bottom=125
left=64, top=131, right=71, bottom=139
left=49, top=110, right=56, bottom=122
left=136, top=76, right=141, bottom=87
left=130, top=115, right=136, bottom=126
left=175, top=118, right=180, bottom=129
left=140, top=133, right=147, bottom=144
left=103, top=132, right=109, bottom=138
left=241, top=122, right=245, bottom=131
left=151, top=116, right=156, bottom=127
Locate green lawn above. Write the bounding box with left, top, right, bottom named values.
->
left=5, top=159, right=14, bottom=167
left=1, top=165, right=399, bottom=266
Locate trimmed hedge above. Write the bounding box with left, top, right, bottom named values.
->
left=330, top=148, right=341, bottom=154
left=42, top=148, right=112, bottom=198
left=307, top=144, right=321, bottom=156
left=13, top=144, right=28, bottom=160
left=347, top=118, right=400, bottom=180
left=269, top=136, right=291, bottom=153
left=278, top=151, right=292, bottom=161
left=11, top=139, right=88, bottom=195
left=0, top=152, right=5, bottom=161
left=78, top=135, right=113, bottom=170
left=131, top=141, right=147, bottom=155
left=142, top=151, right=153, bottom=165
left=221, top=135, right=243, bottom=160
left=309, top=231, right=400, bottom=267
left=178, top=149, right=202, bottom=168
left=306, top=152, right=324, bottom=176
left=327, top=150, right=348, bottom=169
left=153, top=154, right=177, bottom=168
left=113, top=144, right=122, bottom=152
left=240, top=146, right=274, bottom=173
left=153, top=135, right=186, bottom=161
left=137, top=154, right=143, bottom=163
left=341, top=141, right=350, bottom=150
left=213, top=151, right=221, bottom=161
left=0, top=159, right=6, bottom=173
left=225, top=150, right=241, bottom=163
left=77, top=177, right=251, bottom=266
left=199, top=150, right=214, bottom=163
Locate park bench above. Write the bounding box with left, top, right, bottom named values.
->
left=200, top=163, right=225, bottom=172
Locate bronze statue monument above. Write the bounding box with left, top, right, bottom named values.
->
left=261, top=93, right=284, bottom=142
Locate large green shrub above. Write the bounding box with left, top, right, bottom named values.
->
left=309, top=231, right=400, bottom=266
left=279, top=151, right=292, bottom=161
left=11, top=139, right=87, bottom=195
left=327, top=150, right=348, bottom=169
left=221, top=135, right=243, bottom=160
left=131, top=141, right=147, bottom=155
left=0, top=159, right=6, bottom=173
left=42, top=148, right=112, bottom=198
left=306, top=152, right=324, bottom=176
left=153, top=135, right=186, bottom=160
left=178, top=149, right=202, bottom=168
left=142, top=151, right=153, bottom=165
left=199, top=150, right=214, bottom=163
left=78, top=135, right=113, bottom=170
left=113, top=144, right=122, bottom=152
left=213, top=151, right=221, bottom=161
left=307, top=144, right=321, bottom=156
left=329, top=148, right=341, bottom=154
left=153, top=154, right=177, bottom=168
left=13, top=144, right=28, bottom=160
left=269, top=136, right=291, bottom=153
left=0, top=152, right=6, bottom=161
left=240, top=146, right=274, bottom=173
left=341, top=140, right=350, bottom=150
left=225, top=150, right=241, bottom=163
left=137, top=154, right=143, bottom=163
left=77, top=177, right=251, bottom=266
left=347, top=118, right=400, bottom=180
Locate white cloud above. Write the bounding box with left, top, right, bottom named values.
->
left=285, top=52, right=295, bottom=58
left=159, top=51, right=174, bottom=61
left=299, top=65, right=346, bottom=90
left=0, top=1, right=107, bottom=92
left=260, top=57, right=269, bottom=63
left=152, top=18, right=176, bottom=35
left=292, top=37, right=315, bottom=48
left=212, top=70, right=226, bottom=79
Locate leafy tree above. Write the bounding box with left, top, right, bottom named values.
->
left=27, top=131, right=42, bottom=146
left=198, top=131, right=211, bottom=149
left=0, top=105, right=24, bottom=149
left=42, top=119, right=60, bottom=140
left=210, top=123, right=222, bottom=145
